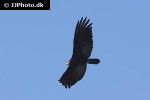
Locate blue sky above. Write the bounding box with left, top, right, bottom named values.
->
left=0, top=0, right=150, bottom=100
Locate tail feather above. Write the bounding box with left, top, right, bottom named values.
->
left=87, top=58, right=100, bottom=64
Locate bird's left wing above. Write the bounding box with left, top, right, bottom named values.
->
left=59, top=63, right=87, bottom=88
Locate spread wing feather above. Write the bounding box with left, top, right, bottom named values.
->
left=72, top=17, right=93, bottom=58
left=59, top=63, right=87, bottom=88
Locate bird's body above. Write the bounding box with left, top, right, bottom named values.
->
left=59, top=17, right=100, bottom=88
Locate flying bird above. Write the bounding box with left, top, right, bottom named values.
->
left=59, top=17, right=100, bottom=89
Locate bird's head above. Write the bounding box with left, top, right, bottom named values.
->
left=66, top=61, right=70, bottom=66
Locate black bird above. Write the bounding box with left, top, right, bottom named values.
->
left=59, top=17, right=100, bottom=89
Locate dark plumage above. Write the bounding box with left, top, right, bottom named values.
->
left=59, top=17, right=100, bottom=89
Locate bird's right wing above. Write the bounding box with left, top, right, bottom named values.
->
left=72, top=17, right=93, bottom=59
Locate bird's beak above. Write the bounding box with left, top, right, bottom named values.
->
left=66, top=61, right=70, bottom=66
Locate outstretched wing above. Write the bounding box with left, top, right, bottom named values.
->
left=72, top=17, right=93, bottom=58
left=59, top=63, right=87, bottom=88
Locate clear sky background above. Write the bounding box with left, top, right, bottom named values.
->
left=0, top=0, right=150, bottom=100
